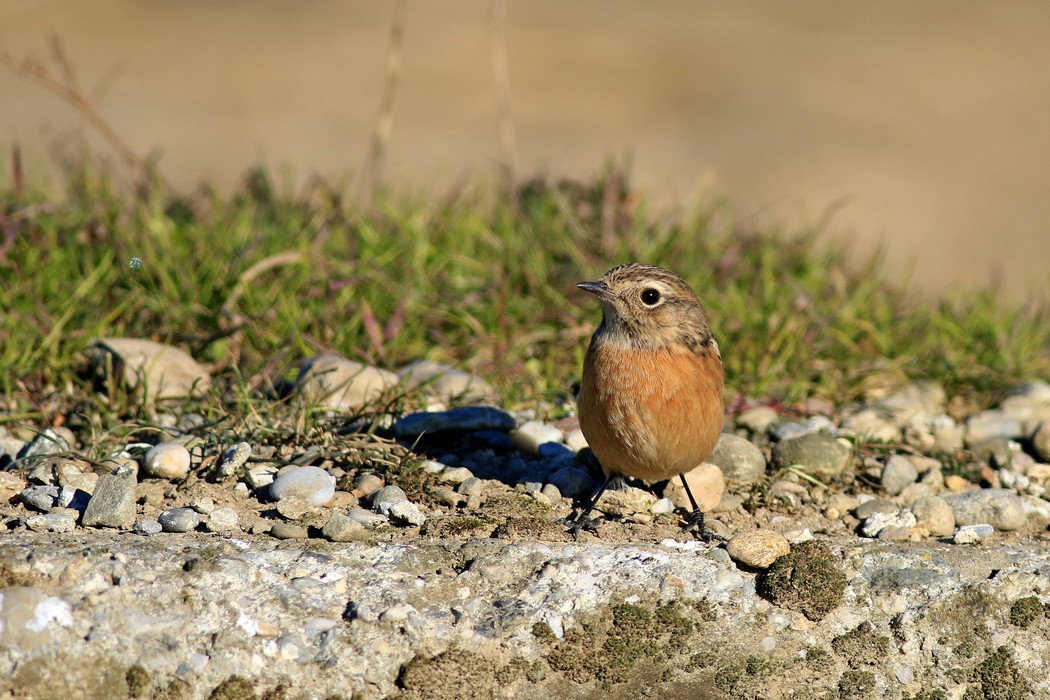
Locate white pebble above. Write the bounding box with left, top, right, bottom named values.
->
left=511, top=421, right=564, bottom=455
left=953, top=523, right=995, bottom=544
left=142, top=443, right=192, bottom=480
left=564, top=429, right=589, bottom=453
left=269, top=466, right=336, bottom=507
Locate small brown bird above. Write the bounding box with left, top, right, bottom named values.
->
left=573, top=263, right=724, bottom=536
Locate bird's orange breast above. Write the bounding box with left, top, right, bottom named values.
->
left=578, top=341, right=724, bottom=481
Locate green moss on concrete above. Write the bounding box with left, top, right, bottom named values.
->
left=837, top=669, right=875, bottom=698
left=397, top=648, right=496, bottom=700
left=831, top=623, right=890, bottom=668
left=125, top=665, right=152, bottom=697
left=756, top=540, right=847, bottom=621
left=963, top=646, right=1031, bottom=700
left=1008, top=596, right=1043, bottom=628
left=207, top=676, right=255, bottom=700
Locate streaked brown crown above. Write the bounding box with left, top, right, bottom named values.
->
left=577, top=263, right=718, bottom=354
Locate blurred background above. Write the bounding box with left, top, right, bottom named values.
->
left=2, top=0, right=1049, bottom=297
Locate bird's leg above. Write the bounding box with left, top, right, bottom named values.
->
left=678, top=474, right=718, bottom=542
left=565, top=474, right=616, bottom=539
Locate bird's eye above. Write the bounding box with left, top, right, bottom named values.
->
left=640, top=288, right=660, bottom=305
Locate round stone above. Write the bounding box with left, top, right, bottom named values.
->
left=943, top=488, right=1027, bottom=531
left=546, top=467, right=596, bottom=499
left=726, top=530, right=791, bottom=569
left=771, top=433, right=852, bottom=477
left=132, top=519, right=163, bottom=536
left=595, top=486, right=656, bottom=518
left=158, top=507, right=201, bottom=533
left=735, top=405, right=779, bottom=434
left=1033, top=421, right=1050, bottom=463
left=142, top=443, right=192, bottom=480
left=269, top=466, right=336, bottom=507
left=270, top=522, right=309, bottom=539
left=880, top=455, right=918, bottom=496
left=370, top=484, right=408, bottom=508
left=707, top=433, right=766, bottom=487
left=511, top=421, right=565, bottom=455
left=910, top=496, right=955, bottom=537
left=205, top=507, right=239, bottom=532
left=353, top=473, right=385, bottom=497
left=666, top=463, right=726, bottom=512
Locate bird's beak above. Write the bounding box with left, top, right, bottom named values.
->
left=576, top=280, right=616, bottom=301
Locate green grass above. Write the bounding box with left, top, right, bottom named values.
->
left=2, top=159, right=1049, bottom=420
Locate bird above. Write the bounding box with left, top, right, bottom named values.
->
left=572, top=263, right=724, bottom=538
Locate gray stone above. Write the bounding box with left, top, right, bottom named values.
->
left=81, top=473, right=137, bottom=529
left=546, top=466, right=596, bottom=499
left=910, top=496, right=955, bottom=537
left=346, top=506, right=389, bottom=529
left=270, top=522, right=309, bottom=539
left=25, top=512, right=77, bottom=533
left=133, top=519, right=163, bottom=536
left=390, top=406, right=516, bottom=440
left=158, top=507, right=201, bottom=533
left=841, top=409, right=900, bottom=443
left=353, top=473, right=386, bottom=496
left=142, top=443, right=192, bottom=480
left=595, top=486, right=656, bottom=518
left=397, top=359, right=497, bottom=404
left=438, top=467, right=474, bottom=485
left=953, top=523, right=995, bottom=544
left=457, top=477, right=484, bottom=497
left=735, top=405, right=779, bottom=434
left=880, top=455, right=918, bottom=496
left=218, top=441, right=253, bottom=478
left=322, top=512, right=367, bottom=542
left=942, top=488, right=1027, bottom=531
left=726, top=530, right=790, bottom=569
left=205, top=507, right=239, bottom=532
left=269, top=466, right=336, bottom=507
left=87, top=337, right=211, bottom=401
left=371, top=485, right=408, bottom=508
left=965, top=411, right=1023, bottom=446
left=854, top=498, right=899, bottom=519
left=276, top=496, right=319, bottom=521
left=294, top=353, right=399, bottom=410
left=17, top=428, right=72, bottom=461
left=381, top=500, right=427, bottom=527
left=20, top=485, right=60, bottom=512
left=860, top=510, right=917, bottom=538
left=707, top=433, right=766, bottom=487
left=1032, top=421, right=1050, bottom=463
left=771, top=433, right=852, bottom=477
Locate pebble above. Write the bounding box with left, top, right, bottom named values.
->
left=929, top=415, right=965, bottom=452
left=132, top=519, right=163, bottom=536
left=841, top=409, right=900, bottom=442
left=942, top=488, right=1027, bottom=531
left=666, top=463, right=726, bottom=512
left=438, top=467, right=474, bottom=485
left=158, top=507, right=201, bottom=533
left=511, top=421, right=564, bottom=455
left=540, top=483, right=562, bottom=502
left=860, top=510, right=917, bottom=538
left=823, top=493, right=859, bottom=520
left=910, top=496, right=955, bottom=537
left=546, top=466, right=596, bottom=499
left=381, top=500, right=426, bottom=526
left=371, top=485, right=408, bottom=508
left=245, top=464, right=278, bottom=489
left=81, top=473, right=138, bottom=529
left=880, top=455, right=918, bottom=496
left=270, top=522, right=309, bottom=539
left=396, top=359, right=497, bottom=404
left=457, top=477, right=484, bottom=498
left=87, top=337, right=212, bottom=401
left=218, top=442, right=253, bottom=478
left=390, top=406, right=516, bottom=440
left=735, top=405, right=779, bottom=434
left=142, top=443, right=192, bottom=480
left=1033, top=422, right=1050, bottom=463
left=771, top=433, right=852, bottom=477
left=345, top=507, right=389, bottom=529
left=17, top=428, right=72, bottom=461
left=650, top=497, right=675, bottom=515
left=205, top=507, right=239, bottom=532
left=20, top=485, right=60, bottom=512
left=595, top=487, right=656, bottom=518
left=294, top=353, right=399, bottom=410
left=707, top=433, right=766, bottom=487
left=564, top=429, right=589, bottom=453
left=277, top=497, right=320, bottom=521
left=269, top=466, right=336, bottom=507
left=321, top=512, right=367, bottom=542
left=965, top=411, right=1023, bottom=446
left=953, top=523, right=995, bottom=544
left=726, top=530, right=790, bottom=569
left=853, top=498, right=899, bottom=519
left=26, top=512, right=77, bottom=533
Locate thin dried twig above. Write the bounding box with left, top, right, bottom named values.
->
left=359, top=0, right=408, bottom=201
left=0, top=36, right=159, bottom=187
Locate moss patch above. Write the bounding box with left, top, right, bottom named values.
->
left=208, top=676, right=256, bottom=700
left=963, top=646, right=1031, bottom=700
left=397, top=648, right=496, bottom=700
left=837, top=669, right=875, bottom=698
left=1007, top=596, right=1044, bottom=628
left=831, top=623, right=890, bottom=668
left=756, top=540, right=846, bottom=621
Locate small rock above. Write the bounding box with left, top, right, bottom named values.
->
left=965, top=411, right=1023, bottom=446
left=245, top=464, right=278, bottom=489
left=433, top=487, right=464, bottom=507
left=1032, top=422, right=1050, bottom=463
left=81, top=473, right=137, bottom=529
left=841, top=409, right=899, bottom=443
left=371, top=485, right=408, bottom=508
left=346, top=507, right=389, bottom=529
left=321, top=512, right=367, bottom=542
left=218, top=442, right=253, bottom=478
left=87, top=337, right=211, bottom=401
left=943, top=474, right=975, bottom=493
left=853, top=498, right=898, bottom=519
left=564, top=429, right=589, bottom=453
left=269, top=466, right=336, bottom=507
left=666, top=463, right=726, bottom=512
left=142, top=443, right=192, bottom=480
left=382, top=500, right=426, bottom=526
left=929, top=415, right=965, bottom=452
left=276, top=496, right=320, bottom=521
left=353, top=473, right=386, bottom=497
left=942, top=488, right=1027, bottom=531
left=190, top=497, right=215, bottom=514
left=953, top=523, right=995, bottom=544
left=438, top=467, right=474, bottom=485
left=540, top=483, right=562, bottom=502
left=17, top=428, right=72, bottom=461
left=707, top=433, right=766, bottom=487
left=457, top=477, right=484, bottom=498
left=772, top=433, right=852, bottom=477
left=25, top=512, right=77, bottom=533
left=270, top=522, right=309, bottom=539
left=880, top=455, right=918, bottom=496
left=397, top=359, right=497, bottom=403
left=546, top=466, right=596, bottom=499
left=132, top=519, right=163, bottom=536
left=726, top=530, right=791, bottom=569
left=860, top=510, right=917, bottom=538
left=158, top=507, right=201, bottom=533
left=910, top=496, right=955, bottom=537
left=205, top=507, right=239, bottom=532
left=294, top=353, right=399, bottom=410
left=390, top=406, right=516, bottom=439
left=511, top=421, right=565, bottom=455
left=595, top=486, right=656, bottom=518
left=735, top=405, right=779, bottom=434
left=20, top=485, right=60, bottom=512
left=651, top=497, right=675, bottom=515
left=896, top=482, right=937, bottom=504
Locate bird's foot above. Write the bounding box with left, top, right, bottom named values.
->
left=560, top=513, right=602, bottom=540
left=681, top=509, right=724, bottom=544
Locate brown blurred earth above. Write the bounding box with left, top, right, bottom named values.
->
left=2, top=0, right=1049, bottom=296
